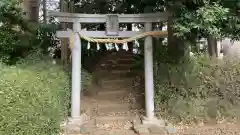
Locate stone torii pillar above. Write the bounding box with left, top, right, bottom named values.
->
left=144, top=22, right=155, bottom=120
left=71, top=22, right=81, bottom=119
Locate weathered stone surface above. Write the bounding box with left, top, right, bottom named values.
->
left=133, top=124, right=150, bottom=134
left=92, top=129, right=137, bottom=135
left=65, top=124, right=81, bottom=134
left=166, top=123, right=177, bottom=134
left=61, top=114, right=93, bottom=134
left=92, top=130, right=109, bottom=135
left=80, top=122, right=96, bottom=134
left=134, top=127, right=150, bottom=134
left=141, top=116, right=166, bottom=127
left=67, top=117, right=83, bottom=125
left=148, top=124, right=167, bottom=134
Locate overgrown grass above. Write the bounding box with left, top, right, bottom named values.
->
left=155, top=55, right=240, bottom=124
left=0, top=52, right=70, bottom=135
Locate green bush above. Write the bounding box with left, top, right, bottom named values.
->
left=0, top=0, right=31, bottom=63
left=0, top=0, right=59, bottom=64
left=155, top=55, right=240, bottom=124
left=0, top=53, right=70, bottom=135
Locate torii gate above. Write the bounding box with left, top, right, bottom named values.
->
left=48, top=11, right=168, bottom=124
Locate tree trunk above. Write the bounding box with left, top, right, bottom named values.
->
left=60, top=0, right=70, bottom=68
left=207, top=35, right=217, bottom=57
left=127, top=24, right=133, bottom=52
left=21, top=0, right=29, bottom=19
left=167, top=16, right=186, bottom=63
left=42, top=0, right=47, bottom=23
left=21, top=0, right=39, bottom=22
left=29, top=0, right=39, bottom=22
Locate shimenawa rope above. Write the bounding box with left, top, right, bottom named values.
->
left=69, top=30, right=168, bottom=49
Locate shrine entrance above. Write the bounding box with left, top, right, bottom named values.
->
left=48, top=11, right=168, bottom=123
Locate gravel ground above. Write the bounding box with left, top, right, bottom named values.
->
left=175, top=123, right=240, bottom=135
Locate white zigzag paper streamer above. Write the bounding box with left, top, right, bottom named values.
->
left=123, top=42, right=129, bottom=51
left=87, top=42, right=91, bottom=49
left=122, top=43, right=126, bottom=50
left=97, top=43, right=100, bottom=50
left=115, top=43, right=119, bottom=51
left=109, top=43, right=113, bottom=50
left=135, top=40, right=140, bottom=47
left=105, top=43, right=109, bottom=50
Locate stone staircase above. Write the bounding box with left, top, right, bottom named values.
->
left=81, top=50, right=145, bottom=134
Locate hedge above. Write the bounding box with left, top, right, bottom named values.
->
left=0, top=54, right=70, bottom=135
left=155, top=56, right=240, bottom=124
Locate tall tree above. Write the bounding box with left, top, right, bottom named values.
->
left=171, top=0, right=240, bottom=47
left=42, top=0, right=47, bottom=23
left=29, top=0, right=39, bottom=22
left=72, top=0, right=240, bottom=60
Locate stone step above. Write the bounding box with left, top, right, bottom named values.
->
left=78, top=119, right=96, bottom=134
left=101, top=71, right=138, bottom=78
left=97, top=104, right=143, bottom=117
left=113, top=64, right=133, bottom=70
left=117, top=59, right=134, bottom=64
left=101, top=78, right=133, bottom=86
left=95, top=97, right=129, bottom=107
left=65, top=118, right=142, bottom=134
left=104, top=58, right=133, bottom=65
left=97, top=101, right=132, bottom=107
left=96, top=90, right=144, bottom=102
left=100, top=64, right=133, bottom=70
left=94, top=92, right=130, bottom=101
left=101, top=77, right=134, bottom=82
left=97, top=103, right=132, bottom=116
left=100, top=84, right=133, bottom=91
left=92, top=129, right=136, bottom=135
left=105, top=60, right=118, bottom=65
left=97, top=74, right=135, bottom=81
left=117, top=57, right=134, bottom=61
left=98, top=100, right=142, bottom=108
left=108, top=54, right=133, bottom=59
left=107, top=54, right=133, bottom=60
left=95, top=89, right=144, bottom=102
left=99, top=69, right=130, bottom=74
left=97, top=71, right=136, bottom=78
left=97, top=89, right=127, bottom=96
left=112, top=69, right=132, bottom=74
left=95, top=115, right=139, bottom=125
left=98, top=86, right=134, bottom=91
left=110, top=50, right=134, bottom=56
left=99, top=70, right=138, bottom=77
left=96, top=98, right=143, bottom=109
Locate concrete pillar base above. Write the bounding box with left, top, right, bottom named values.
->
left=133, top=116, right=177, bottom=134
left=141, top=116, right=165, bottom=127
left=61, top=114, right=90, bottom=134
